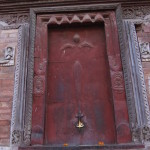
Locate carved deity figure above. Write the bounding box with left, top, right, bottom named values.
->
left=140, top=42, right=150, bottom=58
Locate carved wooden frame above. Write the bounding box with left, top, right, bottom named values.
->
left=0, top=23, right=29, bottom=147
left=9, top=24, right=29, bottom=148
left=123, top=21, right=150, bottom=143
left=22, top=3, right=147, bottom=148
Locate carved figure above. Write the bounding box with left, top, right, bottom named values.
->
left=140, top=42, right=150, bottom=61
left=0, top=46, right=15, bottom=66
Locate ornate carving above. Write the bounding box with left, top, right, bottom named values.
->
left=139, top=42, right=150, bottom=61
left=122, top=6, right=150, bottom=19
left=131, top=22, right=150, bottom=126
left=116, top=10, right=139, bottom=141
left=12, top=130, right=21, bottom=144
left=142, top=126, right=150, bottom=142
left=131, top=124, right=142, bottom=142
left=10, top=24, right=29, bottom=147
left=33, top=76, right=45, bottom=95
left=23, top=9, right=36, bottom=146
left=60, top=34, right=94, bottom=53
left=48, top=13, right=104, bottom=25
left=0, top=14, right=29, bottom=25
left=0, top=46, right=15, bottom=66
left=123, top=20, right=150, bottom=143
left=112, top=72, right=124, bottom=93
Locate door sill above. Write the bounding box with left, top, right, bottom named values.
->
left=19, top=143, right=145, bottom=149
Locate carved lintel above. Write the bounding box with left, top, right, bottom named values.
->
left=0, top=47, right=15, bottom=66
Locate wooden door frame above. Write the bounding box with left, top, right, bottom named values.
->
left=30, top=3, right=131, bottom=146
left=17, top=3, right=148, bottom=148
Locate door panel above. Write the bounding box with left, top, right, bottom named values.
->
left=45, top=24, right=116, bottom=145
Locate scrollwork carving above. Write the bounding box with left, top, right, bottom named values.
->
left=12, top=130, right=21, bottom=145
left=112, top=72, right=124, bottom=93
left=0, top=14, right=29, bottom=25
left=142, top=126, right=150, bottom=142
left=122, top=6, right=150, bottom=19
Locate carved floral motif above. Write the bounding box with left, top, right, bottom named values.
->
left=0, top=14, right=29, bottom=25
left=122, top=6, right=150, bottom=19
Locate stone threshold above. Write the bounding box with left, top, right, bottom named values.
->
left=19, top=143, right=145, bottom=150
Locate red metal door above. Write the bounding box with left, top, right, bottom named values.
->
left=45, top=24, right=116, bottom=145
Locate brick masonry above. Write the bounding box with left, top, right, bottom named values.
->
left=0, top=29, right=18, bottom=146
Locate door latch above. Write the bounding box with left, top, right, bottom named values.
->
left=75, top=111, right=84, bottom=131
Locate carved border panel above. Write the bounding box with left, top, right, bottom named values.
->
left=8, top=24, right=29, bottom=147
left=123, top=21, right=150, bottom=143
left=0, top=14, right=29, bottom=25
left=1, top=5, right=150, bottom=26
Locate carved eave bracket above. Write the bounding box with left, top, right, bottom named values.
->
left=0, top=47, right=15, bottom=66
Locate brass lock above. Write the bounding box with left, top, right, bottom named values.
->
left=76, top=120, right=84, bottom=129
left=75, top=111, right=85, bottom=131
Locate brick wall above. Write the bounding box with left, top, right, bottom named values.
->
left=0, top=29, right=18, bottom=146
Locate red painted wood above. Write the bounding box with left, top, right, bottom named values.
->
left=31, top=17, right=48, bottom=145
left=104, top=12, right=131, bottom=143
left=31, top=12, right=132, bottom=147
left=45, top=24, right=116, bottom=145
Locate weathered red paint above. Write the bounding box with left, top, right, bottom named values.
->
left=31, top=11, right=132, bottom=146
left=45, top=24, right=116, bottom=145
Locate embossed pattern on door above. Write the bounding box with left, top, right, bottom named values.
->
left=45, top=24, right=116, bottom=145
